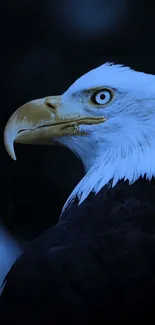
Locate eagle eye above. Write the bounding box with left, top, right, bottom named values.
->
left=90, top=89, right=113, bottom=106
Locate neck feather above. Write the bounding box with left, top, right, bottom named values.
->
left=61, top=136, right=155, bottom=214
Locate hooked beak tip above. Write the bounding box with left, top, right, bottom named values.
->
left=4, top=127, right=17, bottom=161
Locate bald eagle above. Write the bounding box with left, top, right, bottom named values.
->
left=1, top=63, right=155, bottom=324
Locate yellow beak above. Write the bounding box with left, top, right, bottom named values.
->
left=4, top=95, right=106, bottom=160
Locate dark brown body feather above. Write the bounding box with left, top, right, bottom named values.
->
left=1, top=177, right=155, bottom=324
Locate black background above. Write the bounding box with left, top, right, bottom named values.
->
left=0, top=0, right=155, bottom=242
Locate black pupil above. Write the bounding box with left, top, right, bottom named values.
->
left=100, top=93, right=106, bottom=100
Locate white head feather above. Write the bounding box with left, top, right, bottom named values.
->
left=58, top=62, right=155, bottom=214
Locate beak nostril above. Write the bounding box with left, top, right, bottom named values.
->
left=46, top=102, right=56, bottom=109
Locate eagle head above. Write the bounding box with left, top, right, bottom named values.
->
left=4, top=63, right=155, bottom=210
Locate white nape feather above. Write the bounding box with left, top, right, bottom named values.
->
left=60, top=63, right=155, bottom=214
